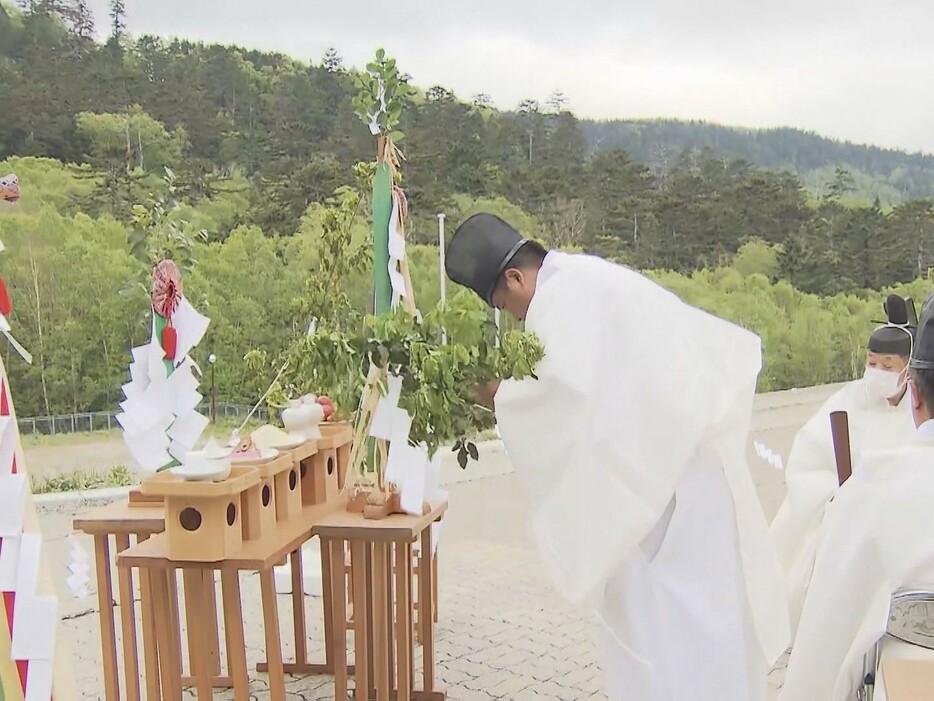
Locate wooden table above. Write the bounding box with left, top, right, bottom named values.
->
left=313, top=502, right=448, bottom=701
left=117, top=500, right=343, bottom=701
left=73, top=503, right=172, bottom=701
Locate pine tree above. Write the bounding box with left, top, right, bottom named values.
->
left=109, top=0, right=125, bottom=43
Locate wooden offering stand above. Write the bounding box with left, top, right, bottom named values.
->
left=141, top=466, right=259, bottom=562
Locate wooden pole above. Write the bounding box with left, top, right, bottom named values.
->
left=830, top=410, right=853, bottom=486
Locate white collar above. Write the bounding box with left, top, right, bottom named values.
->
left=536, top=251, right=563, bottom=290
left=917, top=419, right=934, bottom=439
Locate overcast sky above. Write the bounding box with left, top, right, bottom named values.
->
left=84, top=0, right=934, bottom=154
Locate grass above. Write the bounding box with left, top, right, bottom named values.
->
left=30, top=465, right=134, bottom=494
left=21, top=417, right=267, bottom=449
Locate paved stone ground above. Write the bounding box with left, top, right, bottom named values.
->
left=34, top=383, right=840, bottom=700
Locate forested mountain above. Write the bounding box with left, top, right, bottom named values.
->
left=2, top=1, right=934, bottom=416
left=581, top=119, right=934, bottom=206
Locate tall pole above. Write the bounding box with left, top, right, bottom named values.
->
left=438, top=213, right=447, bottom=344
left=208, top=353, right=217, bottom=424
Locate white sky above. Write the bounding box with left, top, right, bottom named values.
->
left=84, top=0, right=934, bottom=154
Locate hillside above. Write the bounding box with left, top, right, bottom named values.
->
left=582, top=119, right=934, bottom=206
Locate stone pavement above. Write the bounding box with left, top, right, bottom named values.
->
left=35, top=383, right=838, bottom=699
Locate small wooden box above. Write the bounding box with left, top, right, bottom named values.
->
left=236, top=454, right=291, bottom=541
left=140, top=466, right=259, bottom=562
left=318, top=422, right=353, bottom=491
left=278, top=440, right=316, bottom=522
left=302, top=447, right=339, bottom=505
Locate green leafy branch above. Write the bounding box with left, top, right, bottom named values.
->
left=351, top=48, right=415, bottom=143
left=127, top=167, right=208, bottom=274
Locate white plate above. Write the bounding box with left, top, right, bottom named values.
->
left=230, top=447, right=280, bottom=462
left=171, top=460, right=231, bottom=482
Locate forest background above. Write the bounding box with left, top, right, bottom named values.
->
left=3, top=0, right=934, bottom=417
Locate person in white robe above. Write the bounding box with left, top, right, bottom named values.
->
left=770, top=296, right=917, bottom=634
left=444, top=213, right=790, bottom=701
left=779, top=307, right=934, bottom=701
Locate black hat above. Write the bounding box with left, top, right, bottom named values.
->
left=911, top=301, right=934, bottom=370
left=445, top=213, right=528, bottom=305
left=868, top=294, right=916, bottom=356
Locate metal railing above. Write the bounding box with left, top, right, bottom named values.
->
left=16, top=403, right=271, bottom=436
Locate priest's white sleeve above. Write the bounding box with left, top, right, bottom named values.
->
left=494, top=257, right=764, bottom=606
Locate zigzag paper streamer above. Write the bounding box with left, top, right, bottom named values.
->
left=65, top=539, right=89, bottom=600
left=753, top=440, right=785, bottom=471
left=0, top=374, right=59, bottom=701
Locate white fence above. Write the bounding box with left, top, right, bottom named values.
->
left=16, top=403, right=271, bottom=436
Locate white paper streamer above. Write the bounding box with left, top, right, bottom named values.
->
left=119, top=296, right=211, bottom=474
left=66, top=536, right=90, bottom=599
left=754, top=441, right=784, bottom=471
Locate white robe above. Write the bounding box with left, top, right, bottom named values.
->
left=779, top=422, right=934, bottom=701
left=494, top=252, right=789, bottom=700
left=769, top=379, right=914, bottom=634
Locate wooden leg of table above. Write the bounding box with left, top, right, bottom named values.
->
left=290, top=548, right=308, bottom=665
left=137, top=566, right=161, bottom=701
left=328, top=538, right=349, bottom=701
left=419, top=529, right=435, bottom=691
left=373, top=542, right=390, bottom=701
left=114, top=535, right=140, bottom=701
left=202, top=570, right=222, bottom=676
left=94, top=535, right=121, bottom=701
left=394, top=542, right=413, bottom=701
left=321, top=537, right=335, bottom=671
left=167, top=568, right=184, bottom=678
left=432, top=552, right=439, bottom=623
left=350, top=541, right=370, bottom=700
left=221, top=570, right=250, bottom=701
left=387, top=553, right=395, bottom=690
left=183, top=570, right=213, bottom=699
left=259, top=568, right=286, bottom=701
left=366, top=544, right=375, bottom=692
left=152, top=569, right=182, bottom=701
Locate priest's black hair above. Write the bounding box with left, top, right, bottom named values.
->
left=503, top=240, right=548, bottom=271
left=910, top=366, right=934, bottom=413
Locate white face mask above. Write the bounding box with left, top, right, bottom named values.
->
left=864, top=366, right=905, bottom=402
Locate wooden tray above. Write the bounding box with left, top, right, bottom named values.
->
left=140, top=465, right=259, bottom=498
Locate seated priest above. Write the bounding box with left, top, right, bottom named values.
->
left=779, top=307, right=934, bottom=701
left=769, top=294, right=917, bottom=633
left=444, top=213, right=789, bottom=701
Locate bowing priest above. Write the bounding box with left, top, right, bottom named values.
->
left=780, top=307, right=934, bottom=701
left=770, top=295, right=917, bottom=634
left=445, top=213, right=789, bottom=701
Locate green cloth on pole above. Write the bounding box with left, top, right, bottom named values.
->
left=372, top=161, right=393, bottom=316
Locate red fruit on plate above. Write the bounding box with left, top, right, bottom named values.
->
left=321, top=404, right=335, bottom=419
left=316, top=396, right=333, bottom=407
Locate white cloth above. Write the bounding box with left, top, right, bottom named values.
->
left=779, top=426, right=934, bottom=701
left=769, top=378, right=915, bottom=633
left=599, top=450, right=766, bottom=700
left=494, top=252, right=789, bottom=698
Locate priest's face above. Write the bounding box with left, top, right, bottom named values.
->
left=866, top=351, right=908, bottom=374
left=491, top=268, right=537, bottom=321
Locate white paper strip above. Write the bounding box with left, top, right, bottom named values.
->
left=12, top=596, right=58, bottom=660
left=0, top=415, right=15, bottom=475
left=0, top=474, right=26, bottom=536
left=24, top=659, right=54, bottom=701
left=167, top=411, right=210, bottom=450
left=172, top=297, right=211, bottom=363
left=67, top=536, right=90, bottom=598
left=15, top=533, right=42, bottom=596
left=369, top=375, right=403, bottom=440
left=0, top=535, right=21, bottom=591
